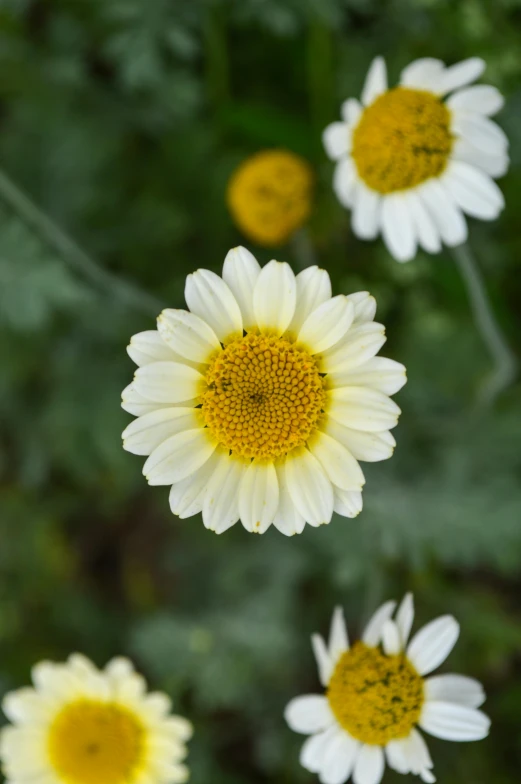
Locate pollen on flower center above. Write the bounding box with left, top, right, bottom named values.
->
left=201, top=333, right=326, bottom=460
left=327, top=641, right=424, bottom=745
left=48, top=700, right=144, bottom=784
left=352, top=87, right=453, bottom=194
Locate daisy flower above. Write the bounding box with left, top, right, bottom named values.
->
left=122, top=246, right=406, bottom=535
left=227, top=150, right=313, bottom=246
left=0, top=654, right=192, bottom=784
left=323, top=56, right=508, bottom=261
left=285, top=594, right=490, bottom=784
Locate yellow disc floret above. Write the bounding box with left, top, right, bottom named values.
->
left=227, top=150, right=313, bottom=246
left=352, top=87, right=453, bottom=194
left=48, top=700, right=144, bottom=784
left=327, top=641, right=424, bottom=745
left=201, top=333, right=326, bottom=460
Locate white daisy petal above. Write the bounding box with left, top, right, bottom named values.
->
left=222, top=246, right=261, bottom=330
left=385, top=739, right=409, bottom=774
left=127, top=330, right=186, bottom=367
left=312, top=634, right=334, bottom=687
left=382, top=620, right=402, bottom=655
left=185, top=268, right=243, bottom=342
left=352, top=182, right=381, bottom=240
left=309, top=431, right=365, bottom=492
left=353, top=743, right=385, bottom=784
left=168, top=450, right=221, bottom=519
left=133, top=362, right=204, bottom=404
left=121, top=383, right=174, bottom=417
left=202, top=451, right=248, bottom=534
left=396, top=593, right=414, bottom=648
left=452, top=112, right=508, bottom=154
left=405, top=192, right=442, bottom=254
left=238, top=460, right=279, bottom=534
left=362, top=600, right=397, bottom=646
left=452, top=137, right=509, bottom=178
left=323, top=122, right=350, bottom=160
left=391, top=729, right=433, bottom=776
left=143, top=428, right=217, bottom=486
left=320, top=323, right=387, bottom=375
left=122, top=408, right=198, bottom=456
left=329, top=607, right=349, bottom=663
left=341, top=98, right=363, bottom=126
left=327, top=386, right=401, bottom=433
left=424, top=674, right=485, bottom=709
left=330, top=356, right=407, bottom=396
left=333, top=158, right=358, bottom=209
left=419, top=701, right=490, bottom=741
left=346, top=292, right=377, bottom=325
left=400, top=58, right=444, bottom=90
left=300, top=727, right=338, bottom=773
left=289, top=266, right=333, bottom=335
left=273, top=461, right=306, bottom=536
left=298, top=296, right=354, bottom=355
left=253, top=259, right=297, bottom=336
left=437, top=57, right=485, bottom=94
left=361, top=56, right=387, bottom=106
left=418, top=179, right=468, bottom=247
left=325, top=419, right=395, bottom=463
left=1, top=690, right=52, bottom=725
left=320, top=730, right=360, bottom=784
left=157, top=309, right=220, bottom=364
left=447, top=85, right=504, bottom=116
left=442, top=161, right=504, bottom=220
left=381, top=193, right=417, bottom=262
left=285, top=447, right=334, bottom=527
left=407, top=615, right=460, bottom=676
left=284, top=695, right=335, bottom=735
left=333, top=488, right=363, bottom=518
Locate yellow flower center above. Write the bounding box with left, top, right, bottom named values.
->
left=48, top=700, right=145, bottom=784
left=327, top=641, right=424, bottom=745
left=352, top=87, right=453, bottom=194
left=201, top=333, right=326, bottom=460
left=227, top=150, right=313, bottom=246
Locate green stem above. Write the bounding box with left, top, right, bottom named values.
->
left=0, top=168, right=162, bottom=317
left=291, top=227, right=317, bottom=270
left=204, top=3, right=231, bottom=113
left=452, top=242, right=517, bottom=407
left=307, top=19, right=334, bottom=158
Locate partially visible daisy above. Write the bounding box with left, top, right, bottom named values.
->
left=323, top=57, right=508, bottom=261
left=1, top=654, right=192, bottom=784
left=227, top=150, right=313, bottom=246
left=285, top=594, right=490, bottom=784
left=122, top=246, right=406, bottom=535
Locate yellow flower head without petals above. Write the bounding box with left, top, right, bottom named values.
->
left=227, top=149, right=313, bottom=246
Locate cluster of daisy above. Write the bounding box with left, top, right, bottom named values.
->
left=227, top=57, right=508, bottom=261
left=0, top=54, right=505, bottom=784
left=0, top=595, right=489, bottom=784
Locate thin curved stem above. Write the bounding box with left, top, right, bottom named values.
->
left=452, top=242, right=517, bottom=407
left=291, top=227, right=318, bottom=270
left=0, top=168, right=163, bottom=317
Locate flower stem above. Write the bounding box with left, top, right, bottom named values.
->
left=291, top=227, right=318, bottom=270
left=0, top=168, right=162, bottom=317
left=452, top=241, right=517, bottom=407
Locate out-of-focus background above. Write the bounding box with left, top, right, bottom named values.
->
left=0, top=0, right=520, bottom=782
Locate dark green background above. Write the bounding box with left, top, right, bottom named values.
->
left=1, top=1, right=520, bottom=782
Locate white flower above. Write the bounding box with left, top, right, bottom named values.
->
left=323, top=56, right=508, bottom=261
left=122, top=247, right=406, bottom=535
left=0, top=654, right=192, bottom=784
left=285, top=595, right=490, bottom=784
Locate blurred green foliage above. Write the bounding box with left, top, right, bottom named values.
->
left=0, top=0, right=521, bottom=782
